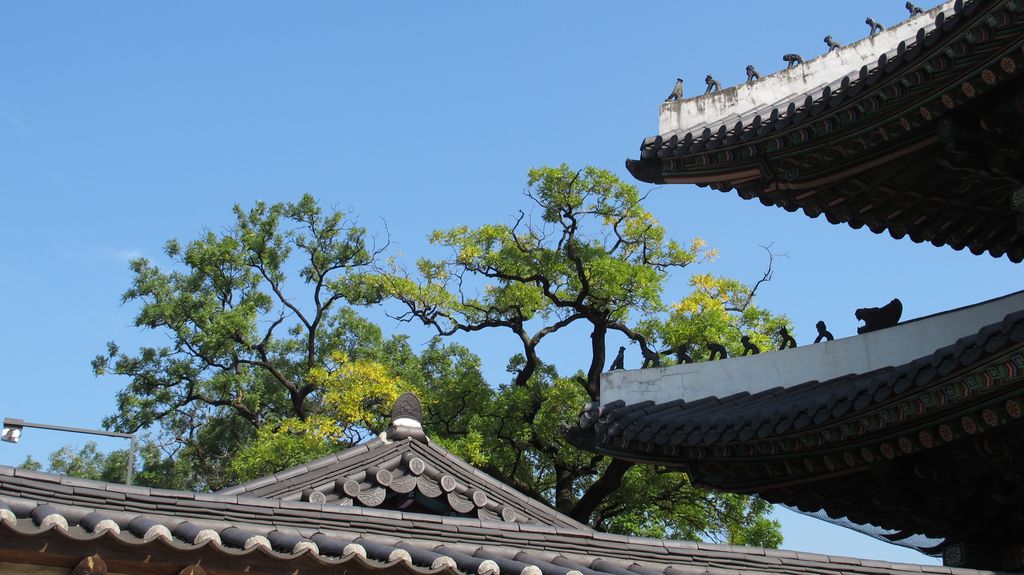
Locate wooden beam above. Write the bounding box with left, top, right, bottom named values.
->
left=72, top=555, right=107, bottom=575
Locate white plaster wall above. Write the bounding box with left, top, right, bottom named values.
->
left=658, top=2, right=952, bottom=137
left=602, top=291, right=1024, bottom=407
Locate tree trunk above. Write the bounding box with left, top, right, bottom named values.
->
left=569, top=458, right=634, bottom=524
left=513, top=341, right=539, bottom=388
left=586, top=322, right=607, bottom=400
left=553, top=464, right=575, bottom=513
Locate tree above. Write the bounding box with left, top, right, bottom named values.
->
left=640, top=246, right=790, bottom=361
left=92, top=179, right=787, bottom=546
left=92, top=195, right=403, bottom=489
left=17, top=455, right=42, bottom=472
left=228, top=345, right=407, bottom=481
left=376, top=165, right=788, bottom=544
left=380, top=165, right=714, bottom=398
left=20, top=441, right=193, bottom=489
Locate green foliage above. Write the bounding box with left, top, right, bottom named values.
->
left=420, top=164, right=710, bottom=323
left=379, top=164, right=714, bottom=399
left=229, top=417, right=344, bottom=482
left=92, top=194, right=390, bottom=489
left=421, top=355, right=782, bottom=546
left=639, top=270, right=793, bottom=361
left=596, top=466, right=781, bottom=545
left=379, top=165, right=784, bottom=546
left=47, top=441, right=115, bottom=481
left=92, top=179, right=785, bottom=547
left=231, top=346, right=410, bottom=481
left=23, top=441, right=194, bottom=489
left=17, top=455, right=42, bottom=471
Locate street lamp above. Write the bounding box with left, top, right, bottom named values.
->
left=1, top=421, right=22, bottom=444
left=1, top=418, right=137, bottom=486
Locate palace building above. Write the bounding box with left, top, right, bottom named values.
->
left=0, top=394, right=963, bottom=575
left=3, top=0, right=1022, bottom=573
left=571, top=0, right=1024, bottom=571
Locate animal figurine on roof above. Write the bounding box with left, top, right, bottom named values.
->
left=824, top=35, right=841, bottom=53
left=856, top=298, right=903, bottom=334
left=665, top=78, right=684, bottom=102
left=608, top=346, right=626, bottom=370
left=745, top=65, right=761, bottom=84
left=783, top=54, right=803, bottom=69
left=707, top=342, right=728, bottom=360
left=866, top=17, right=885, bottom=36
left=704, top=75, right=721, bottom=94
left=740, top=335, right=760, bottom=356
left=778, top=326, right=797, bottom=350
left=814, top=321, right=834, bottom=343
left=906, top=2, right=923, bottom=16
left=640, top=346, right=662, bottom=369
left=663, top=344, right=694, bottom=364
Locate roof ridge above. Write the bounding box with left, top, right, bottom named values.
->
left=658, top=0, right=952, bottom=136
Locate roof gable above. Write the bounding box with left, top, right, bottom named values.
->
left=220, top=393, right=585, bottom=529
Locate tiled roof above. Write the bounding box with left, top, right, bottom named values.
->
left=0, top=393, right=980, bottom=575
left=625, top=0, right=1024, bottom=262
left=215, top=393, right=579, bottom=527
left=630, top=4, right=950, bottom=161
left=567, top=309, right=1024, bottom=557
left=632, top=1, right=973, bottom=165
left=572, top=309, right=1024, bottom=461
left=218, top=432, right=580, bottom=528
left=0, top=468, right=984, bottom=575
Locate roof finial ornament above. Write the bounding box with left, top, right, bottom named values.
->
left=824, top=35, right=841, bottom=52
left=640, top=346, right=662, bottom=369
left=665, top=78, right=683, bottom=102
left=778, top=326, right=797, bottom=350
left=906, top=2, right=923, bottom=16
left=704, top=75, right=721, bottom=94
left=707, top=342, right=728, bottom=360
left=745, top=65, right=761, bottom=84
left=855, top=298, right=903, bottom=334
left=383, top=392, right=427, bottom=443
left=814, top=321, right=835, bottom=343
left=607, top=346, right=626, bottom=371
left=866, top=17, right=885, bottom=36
left=783, top=54, right=804, bottom=69
left=665, top=343, right=694, bottom=364
left=740, top=335, right=761, bottom=356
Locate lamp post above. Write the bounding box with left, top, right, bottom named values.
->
left=2, top=418, right=138, bottom=486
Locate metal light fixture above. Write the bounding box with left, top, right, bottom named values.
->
left=0, top=417, right=136, bottom=485
left=1, top=419, right=23, bottom=444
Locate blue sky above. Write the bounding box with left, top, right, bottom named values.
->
left=1, top=0, right=1019, bottom=565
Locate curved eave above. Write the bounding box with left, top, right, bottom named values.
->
left=0, top=488, right=959, bottom=575
left=631, top=0, right=989, bottom=161
left=0, top=520, right=451, bottom=575
left=568, top=309, right=1024, bottom=544
left=626, top=0, right=1024, bottom=262
left=570, top=308, right=1024, bottom=479
left=601, top=291, right=1024, bottom=408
